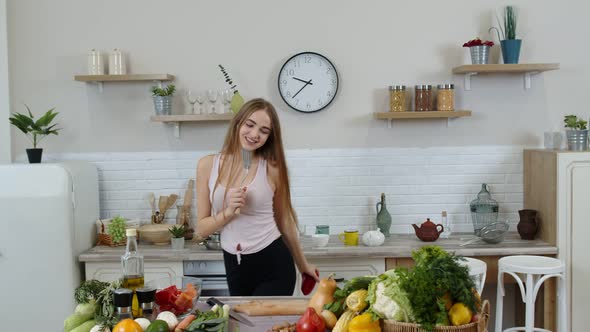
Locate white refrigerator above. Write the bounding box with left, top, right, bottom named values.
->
left=0, top=161, right=100, bottom=331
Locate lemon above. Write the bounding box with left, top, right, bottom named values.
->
left=449, top=302, right=472, bottom=326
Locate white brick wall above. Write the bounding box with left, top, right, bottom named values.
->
left=46, top=145, right=524, bottom=235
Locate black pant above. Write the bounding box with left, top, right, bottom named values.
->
left=223, top=236, right=296, bottom=296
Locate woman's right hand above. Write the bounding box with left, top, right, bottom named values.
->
left=223, top=186, right=247, bottom=217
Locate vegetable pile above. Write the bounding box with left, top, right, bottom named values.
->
left=299, top=246, right=484, bottom=332
left=154, top=284, right=198, bottom=315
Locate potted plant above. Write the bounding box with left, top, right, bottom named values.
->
left=463, top=38, right=495, bottom=64
left=8, top=105, right=60, bottom=163
left=169, top=224, right=186, bottom=249
left=489, top=5, right=521, bottom=64
left=218, top=64, right=244, bottom=114
left=564, top=115, right=588, bottom=151
left=151, top=84, right=176, bottom=115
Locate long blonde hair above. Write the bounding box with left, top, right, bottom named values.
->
left=213, top=98, right=298, bottom=226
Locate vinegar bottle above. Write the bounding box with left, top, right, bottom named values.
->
left=121, top=228, right=144, bottom=318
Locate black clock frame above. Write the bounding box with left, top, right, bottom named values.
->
left=277, top=51, right=339, bottom=113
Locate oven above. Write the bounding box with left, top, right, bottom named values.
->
left=183, top=260, right=230, bottom=297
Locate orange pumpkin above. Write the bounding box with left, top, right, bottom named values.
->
left=112, top=319, right=143, bottom=332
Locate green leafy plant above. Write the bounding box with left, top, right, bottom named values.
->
left=169, top=224, right=186, bottom=238
left=8, top=104, right=60, bottom=148
left=218, top=64, right=238, bottom=94
left=489, top=5, right=518, bottom=41
left=151, top=84, right=176, bottom=96
left=564, top=115, right=588, bottom=130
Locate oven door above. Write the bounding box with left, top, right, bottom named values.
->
left=192, top=275, right=230, bottom=297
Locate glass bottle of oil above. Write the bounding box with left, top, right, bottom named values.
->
left=121, top=228, right=144, bottom=318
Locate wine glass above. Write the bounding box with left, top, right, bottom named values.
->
left=195, top=93, right=205, bottom=115
left=207, top=89, right=219, bottom=114
left=186, top=90, right=198, bottom=114
left=222, top=89, right=233, bottom=114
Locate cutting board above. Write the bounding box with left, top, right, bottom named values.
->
left=233, top=299, right=309, bottom=316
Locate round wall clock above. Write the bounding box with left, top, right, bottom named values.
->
left=277, top=51, right=339, bottom=113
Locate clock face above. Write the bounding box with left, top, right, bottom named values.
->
left=277, top=52, right=339, bottom=113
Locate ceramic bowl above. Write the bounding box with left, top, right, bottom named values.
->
left=145, top=276, right=202, bottom=317
left=311, top=234, right=330, bottom=247
left=139, top=224, right=173, bottom=245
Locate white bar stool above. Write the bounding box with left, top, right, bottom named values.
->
left=460, top=257, right=487, bottom=295
left=495, top=255, right=566, bottom=332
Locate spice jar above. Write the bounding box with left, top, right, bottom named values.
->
left=437, top=84, right=455, bottom=111
left=414, top=85, right=432, bottom=111
left=389, top=85, right=406, bottom=112
left=136, top=287, right=157, bottom=320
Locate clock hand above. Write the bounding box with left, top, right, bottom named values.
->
left=292, top=79, right=312, bottom=98
left=292, top=77, right=314, bottom=85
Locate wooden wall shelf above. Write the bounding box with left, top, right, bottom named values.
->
left=151, top=113, right=234, bottom=138
left=74, top=74, right=175, bottom=92
left=374, top=111, right=471, bottom=128
left=451, top=63, right=560, bottom=90
left=74, top=74, right=175, bottom=82
left=374, top=110, right=472, bottom=119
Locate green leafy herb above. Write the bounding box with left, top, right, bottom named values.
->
left=151, top=84, right=176, bottom=96
left=398, top=246, right=476, bottom=332
left=8, top=104, right=60, bottom=148
left=94, top=279, right=122, bottom=330
left=74, top=279, right=109, bottom=304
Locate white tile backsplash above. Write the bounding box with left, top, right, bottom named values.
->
left=47, top=145, right=524, bottom=235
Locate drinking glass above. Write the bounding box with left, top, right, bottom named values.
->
left=195, top=93, right=205, bottom=115
left=222, top=90, right=233, bottom=114
left=186, top=90, right=198, bottom=114
left=207, top=90, right=219, bottom=114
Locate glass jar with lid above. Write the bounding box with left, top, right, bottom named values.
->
left=389, top=85, right=406, bottom=112
left=414, top=85, right=432, bottom=111
left=437, top=84, right=455, bottom=111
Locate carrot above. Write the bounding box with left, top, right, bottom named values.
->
left=175, top=314, right=196, bottom=332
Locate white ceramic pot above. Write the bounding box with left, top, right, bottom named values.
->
left=171, top=237, right=185, bottom=250
left=362, top=229, right=385, bottom=246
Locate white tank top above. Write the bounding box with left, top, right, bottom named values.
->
left=208, top=154, right=281, bottom=257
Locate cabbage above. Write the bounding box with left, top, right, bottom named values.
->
left=367, top=269, right=414, bottom=322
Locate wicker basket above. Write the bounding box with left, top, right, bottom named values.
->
left=382, top=300, right=490, bottom=332
left=95, top=218, right=140, bottom=247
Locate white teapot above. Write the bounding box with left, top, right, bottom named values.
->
left=362, top=228, right=385, bottom=247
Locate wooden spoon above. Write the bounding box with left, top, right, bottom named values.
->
left=183, top=179, right=194, bottom=208
left=167, top=194, right=179, bottom=211
left=158, top=195, right=168, bottom=215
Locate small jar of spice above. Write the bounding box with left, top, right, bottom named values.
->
left=437, top=84, right=455, bottom=111
left=389, top=85, right=406, bottom=112
left=414, top=85, right=432, bottom=111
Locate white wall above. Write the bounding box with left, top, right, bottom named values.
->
left=0, top=0, right=10, bottom=163
left=6, top=0, right=587, bottom=154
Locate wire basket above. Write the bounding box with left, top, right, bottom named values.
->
left=469, top=184, right=498, bottom=236
left=383, top=300, right=490, bottom=332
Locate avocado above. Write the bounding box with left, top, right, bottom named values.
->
left=145, top=319, right=169, bottom=332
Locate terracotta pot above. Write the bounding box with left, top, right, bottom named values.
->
left=517, top=209, right=539, bottom=240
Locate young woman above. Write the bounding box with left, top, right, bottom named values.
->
left=196, top=98, right=318, bottom=296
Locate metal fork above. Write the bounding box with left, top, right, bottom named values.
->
left=235, top=149, right=252, bottom=215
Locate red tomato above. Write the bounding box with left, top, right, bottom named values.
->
left=296, top=307, right=325, bottom=332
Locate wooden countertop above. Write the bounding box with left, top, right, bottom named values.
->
left=79, top=233, right=557, bottom=262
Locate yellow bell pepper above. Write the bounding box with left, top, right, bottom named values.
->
left=348, top=313, right=381, bottom=332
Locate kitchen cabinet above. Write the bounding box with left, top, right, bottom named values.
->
left=452, top=63, right=559, bottom=90
left=292, top=257, right=385, bottom=296
left=85, top=261, right=183, bottom=282
left=524, top=149, right=590, bottom=331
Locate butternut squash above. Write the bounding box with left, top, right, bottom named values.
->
left=308, top=274, right=337, bottom=314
